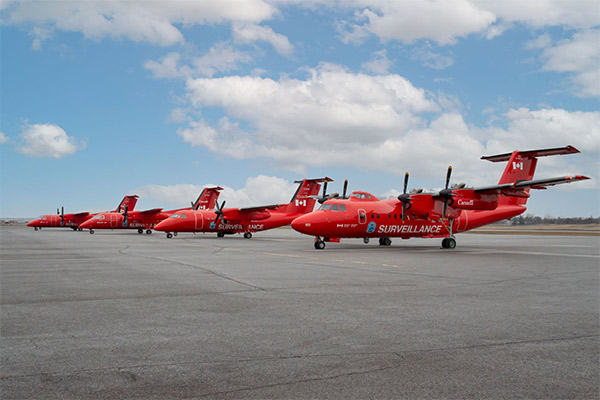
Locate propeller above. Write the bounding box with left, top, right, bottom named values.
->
left=314, top=180, right=339, bottom=204
left=438, top=166, right=453, bottom=218
left=397, top=172, right=411, bottom=221
left=341, top=179, right=349, bottom=199
left=59, top=206, right=64, bottom=226
left=214, top=200, right=227, bottom=225
left=122, top=205, right=129, bottom=227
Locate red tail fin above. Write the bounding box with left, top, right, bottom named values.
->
left=193, top=186, right=223, bottom=210
left=285, top=178, right=331, bottom=214
left=116, top=195, right=139, bottom=212
left=482, top=145, right=580, bottom=205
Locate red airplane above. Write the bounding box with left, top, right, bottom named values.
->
left=291, top=145, right=590, bottom=249
left=27, top=195, right=139, bottom=231
left=153, top=178, right=331, bottom=238
left=79, top=187, right=222, bottom=234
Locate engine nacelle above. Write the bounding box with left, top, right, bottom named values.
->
left=451, top=191, right=498, bottom=211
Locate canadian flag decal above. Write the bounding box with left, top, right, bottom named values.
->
left=512, top=161, right=523, bottom=170
left=295, top=199, right=306, bottom=206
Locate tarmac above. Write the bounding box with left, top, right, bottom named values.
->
left=1, top=226, right=599, bottom=399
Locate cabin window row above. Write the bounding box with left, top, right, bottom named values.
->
left=319, top=204, right=347, bottom=212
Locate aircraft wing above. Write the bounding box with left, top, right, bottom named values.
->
left=140, top=208, right=164, bottom=214
left=475, top=175, right=590, bottom=194
left=221, top=205, right=282, bottom=222
left=73, top=212, right=90, bottom=217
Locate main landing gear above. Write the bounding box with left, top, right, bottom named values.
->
left=314, top=239, right=325, bottom=249
left=441, top=237, right=456, bottom=249
left=166, top=232, right=178, bottom=239
left=378, top=237, right=392, bottom=246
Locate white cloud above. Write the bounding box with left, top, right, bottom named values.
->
left=0, top=132, right=9, bottom=144
left=361, top=49, right=392, bottom=74
left=17, top=123, right=85, bottom=158
left=4, top=0, right=276, bottom=47
left=232, top=23, right=294, bottom=56
left=411, top=44, right=454, bottom=70
left=145, top=45, right=253, bottom=80
left=341, top=0, right=496, bottom=45
left=29, top=26, right=53, bottom=50
left=133, top=175, right=298, bottom=209
left=540, top=30, right=600, bottom=98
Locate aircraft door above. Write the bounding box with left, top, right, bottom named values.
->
left=195, top=213, right=203, bottom=230
left=110, top=213, right=118, bottom=228
left=358, top=209, right=367, bottom=225
left=50, top=215, right=58, bottom=225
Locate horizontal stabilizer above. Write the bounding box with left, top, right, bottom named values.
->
left=475, top=175, right=590, bottom=193
left=481, top=145, right=579, bottom=162
left=140, top=208, right=163, bottom=214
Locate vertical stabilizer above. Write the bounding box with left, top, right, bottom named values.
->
left=116, top=195, right=139, bottom=212
left=193, top=186, right=223, bottom=210
left=286, top=178, right=331, bottom=214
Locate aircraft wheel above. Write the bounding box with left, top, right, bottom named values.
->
left=173, top=232, right=178, bottom=237
left=146, top=229, right=152, bottom=234
left=244, top=232, right=252, bottom=239
left=379, top=238, right=391, bottom=246
left=138, top=229, right=143, bottom=234
left=442, top=238, right=456, bottom=249
left=363, top=237, right=369, bottom=244
left=89, top=229, right=94, bottom=234
left=72, top=227, right=77, bottom=231
left=78, top=227, right=83, bottom=231
left=166, top=233, right=173, bottom=239
left=34, top=227, right=38, bottom=231
left=217, top=232, right=225, bottom=238
left=314, top=240, right=325, bottom=250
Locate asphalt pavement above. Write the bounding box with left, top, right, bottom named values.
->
left=1, top=226, right=598, bottom=399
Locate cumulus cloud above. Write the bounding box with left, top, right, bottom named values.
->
left=339, top=0, right=496, bottom=45
left=17, top=123, right=85, bottom=158
left=3, top=0, right=276, bottom=47
left=361, top=49, right=393, bottom=74
left=411, top=44, right=454, bottom=70
left=232, top=23, right=294, bottom=56
left=0, top=132, right=10, bottom=144
left=133, top=175, right=299, bottom=209
left=539, top=30, right=600, bottom=98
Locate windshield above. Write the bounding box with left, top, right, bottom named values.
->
left=170, top=214, right=188, bottom=218
left=92, top=215, right=105, bottom=220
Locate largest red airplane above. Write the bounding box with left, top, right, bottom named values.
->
left=27, top=195, right=139, bottom=231
left=291, top=145, right=590, bottom=249
left=79, top=187, right=222, bottom=234
left=153, top=178, right=330, bottom=238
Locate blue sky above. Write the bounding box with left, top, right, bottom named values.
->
left=1, top=0, right=598, bottom=218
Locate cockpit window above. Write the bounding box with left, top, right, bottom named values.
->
left=339, top=204, right=347, bottom=212
left=92, top=215, right=105, bottom=220
left=331, top=204, right=339, bottom=211
left=39, top=216, right=47, bottom=220
left=170, top=214, right=188, bottom=218
left=351, top=192, right=366, bottom=199
left=320, top=204, right=332, bottom=211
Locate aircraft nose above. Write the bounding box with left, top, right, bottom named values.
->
left=79, top=220, right=93, bottom=229
left=291, top=214, right=313, bottom=235
left=153, top=219, right=171, bottom=232
left=26, top=220, right=36, bottom=227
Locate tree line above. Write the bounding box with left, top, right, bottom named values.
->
left=510, top=215, right=600, bottom=225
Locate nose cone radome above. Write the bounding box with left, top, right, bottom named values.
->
left=153, top=218, right=174, bottom=232
left=291, top=214, right=315, bottom=235
left=26, top=220, right=38, bottom=227
left=79, top=220, right=94, bottom=229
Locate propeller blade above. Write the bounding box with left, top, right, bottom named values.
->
left=403, top=172, right=409, bottom=195
left=401, top=172, right=410, bottom=221
left=322, top=181, right=328, bottom=198
left=214, top=201, right=226, bottom=225
left=60, top=206, right=64, bottom=226
left=191, top=201, right=195, bottom=210
left=122, top=205, right=128, bottom=226
left=445, top=165, right=452, bottom=190
left=342, top=179, right=348, bottom=199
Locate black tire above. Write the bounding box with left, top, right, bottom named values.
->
left=363, top=238, right=369, bottom=244
left=146, top=230, right=152, bottom=235
left=166, top=233, right=173, bottom=239
left=446, top=237, right=456, bottom=249
left=217, top=232, right=225, bottom=238
left=138, top=229, right=143, bottom=234
left=90, top=230, right=94, bottom=234
left=244, top=232, right=252, bottom=239
left=314, top=240, right=325, bottom=250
